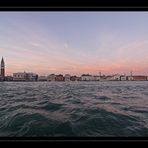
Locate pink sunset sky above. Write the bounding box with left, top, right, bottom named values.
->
left=1, top=12, right=148, bottom=76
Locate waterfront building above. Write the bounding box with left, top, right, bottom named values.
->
left=64, top=74, right=71, bottom=81
left=13, top=72, right=38, bottom=81
left=70, top=75, right=79, bottom=81
left=13, top=72, right=27, bottom=81
left=90, top=75, right=95, bottom=81
left=127, top=76, right=133, bottom=81
left=94, top=75, right=101, bottom=81
left=127, top=71, right=134, bottom=81
left=112, top=74, right=121, bottom=81
left=105, top=75, right=114, bottom=81
left=100, top=75, right=107, bottom=81
left=5, top=76, right=13, bottom=81
left=26, top=73, right=38, bottom=81
left=81, top=74, right=94, bottom=81
left=0, top=75, right=4, bottom=81
left=76, top=76, right=81, bottom=81
left=99, top=74, right=122, bottom=81
left=47, top=74, right=56, bottom=81
left=90, top=76, right=96, bottom=81
left=38, top=76, right=47, bottom=81
left=55, top=74, right=64, bottom=81
left=120, top=75, right=127, bottom=81
left=132, top=76, right=147, bottom=81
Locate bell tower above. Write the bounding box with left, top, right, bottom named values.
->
left=1, top=57, right=5, bottom=77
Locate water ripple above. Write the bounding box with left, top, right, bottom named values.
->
left=0, top=81, right=148, bottom=136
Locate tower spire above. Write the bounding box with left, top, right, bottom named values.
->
left=1, top=56, right=5, bottom=78
left=130, top=71, right=133, bottom=77
left=1, top=56, right=4, bottom=64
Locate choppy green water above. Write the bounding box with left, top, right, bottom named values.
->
left=0, top=81, right=148, bottom=137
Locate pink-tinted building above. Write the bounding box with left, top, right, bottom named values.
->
left=55, top=74, right=64, bottom=81
left=132, top=76, right=147, bottom=81
left=70, top=75, right=79, bottom=81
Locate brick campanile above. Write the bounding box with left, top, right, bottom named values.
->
left=1, top=57, right=5, bottom=77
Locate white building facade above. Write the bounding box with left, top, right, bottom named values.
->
left=94, top=76, right=101, bottom=81
left=127, top=76, right=133, bottom=81
left=112, top=74, right=121, bottom=81
left=81, top=74, right=95, bottom=81
left=120, top=76, right=127, bottom=81
left=13, top=72, right=38, bottom=81
left=13, top=72, right=27, bottom=81
left=64, top=74, right=71, bottom=81
left=47, top=74, right=56, bottom=81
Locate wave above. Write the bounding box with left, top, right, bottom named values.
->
left=0, top=81, right=148, bottom=136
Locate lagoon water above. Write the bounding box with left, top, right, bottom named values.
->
left=0, top=81, right=148, bottom=137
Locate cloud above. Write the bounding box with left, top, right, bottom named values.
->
left=3, top=15, right=148, bottom=76
left=31, top=42, right=42, bottom=47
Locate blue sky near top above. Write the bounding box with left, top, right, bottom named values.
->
left=0, top=12, right=148, bottom=76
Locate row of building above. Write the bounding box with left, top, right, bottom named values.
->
left=12, top=73, right=80, bottom=81
left=1, top=57, right=148, bottom=82
left=38, top=74, right=148, bottom=81
left=3, top=72, right=148, bottom=82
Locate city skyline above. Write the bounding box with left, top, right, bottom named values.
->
left=1, top=56, right=148, bottom=82
left=1, top=12, right=148, bottom=76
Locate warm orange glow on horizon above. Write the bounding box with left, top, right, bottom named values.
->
left=2, top=12, right=148, bottom=76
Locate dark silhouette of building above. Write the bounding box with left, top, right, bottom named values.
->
left=5, top=76, right=13, bottom=81
left=1, top=57, right=5, bottom=77
left=55, top=74, right=64, bottom=81
left=70, top=75, right=80, bottom=81
left=0, top=57, right=5, bottom=81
